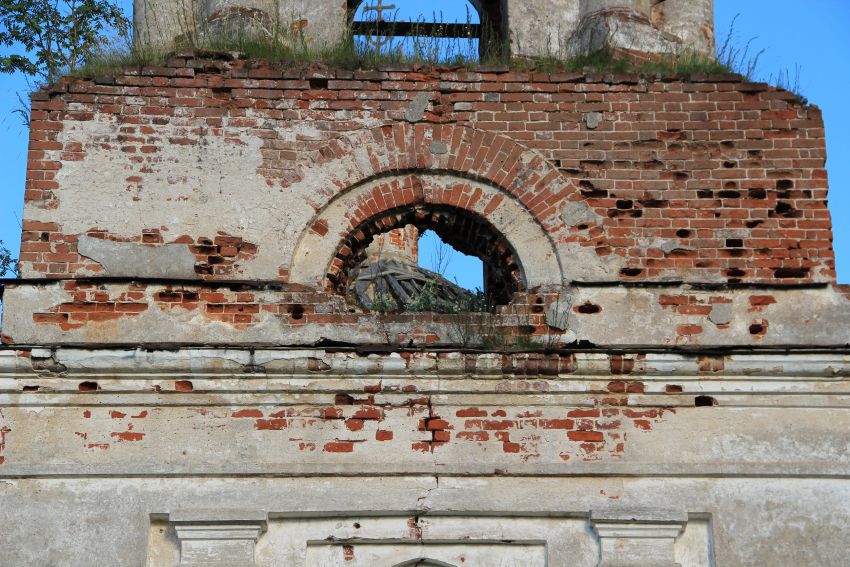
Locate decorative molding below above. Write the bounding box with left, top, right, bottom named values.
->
left=591, top=508, right=687, bottom=567
left=169, top=510, right=267, bottom=567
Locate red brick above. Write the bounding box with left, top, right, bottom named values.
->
left=568, top=431, right=604, bottom=442
left=567, top=408, right=600, bottom=418
left=232, top=409, right=263, bottom=418
left=323, top=441, right=354, bottom=453
left=540, top=419, right=574, bottom=430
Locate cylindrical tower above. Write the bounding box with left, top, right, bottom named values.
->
left=134, top=0, right=349, bottom=50
left=651, top=0, right=715, bottom=55
left=200, top=0, right=278, bottom=36
left=133, top=0, right=197, bottom=47
left=565, top=0, right=716, bottom=59
left=579, top=0, right=653, bottom=18
left=366, top=226, right=421, bottom=265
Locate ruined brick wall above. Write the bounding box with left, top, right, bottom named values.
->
left=5, top=54, right=839, bottom=349
left=2, top=53, right=850, bottom=567
left=20, top=58, right=832, bottom=286
left=2, top=346, right=850, bottom=566
left=366, top=225, right=420, bottom=263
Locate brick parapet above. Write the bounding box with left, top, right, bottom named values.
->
left=22, top=58, right=832, bottom=285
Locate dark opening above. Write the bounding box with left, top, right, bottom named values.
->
left=334, top=205, right=521, bottom=311
left=289, top=304, right=305, bottom=320
left=576, top=302, right=602, bottom=314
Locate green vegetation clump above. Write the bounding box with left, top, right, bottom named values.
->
left=0, top=240, right=16, bottom=278
left=525, top=49, right=730, bottom=76
left=75, top=26, right=734, bottom=79
left=0, top=4, right=807, bottom=104
left=67, top=2, right=733, bottom=79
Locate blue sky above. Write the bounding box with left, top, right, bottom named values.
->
left=1, top=1, right=849, bottom=291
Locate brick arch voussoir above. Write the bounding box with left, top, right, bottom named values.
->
left=300, top=123, right=579, bottom=232
left=290, top=171, right=565, bottom=290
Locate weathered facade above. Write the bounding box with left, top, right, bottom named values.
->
left=2, top=1, right=849, bottom=566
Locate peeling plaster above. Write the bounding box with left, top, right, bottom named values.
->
left=78, top=236, right=197, bottom=279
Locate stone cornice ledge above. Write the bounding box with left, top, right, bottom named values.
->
left=1, top=348, right=850, bottom=379
left=2, top=462, right=850, bottom=478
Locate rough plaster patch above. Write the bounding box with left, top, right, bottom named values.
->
left=709, top=303, right=734, bottom=326
left=405, top=93, right=431, bottom=123
left=545, top=294, right=573, bottom=331
left=584, top=112, right=603, bottom=130
left=560, top=200, right=600, bottom=227
left=39, top=118, right=307, bottom=279
left=48, top=119, right=273, bottom=237
left=560, top=243, right=621, bottom=281
left=657, top=239, right=679, bottom=255
left=78, top=236, right=198, bottom=279
left=638, top=237, right=689, bottom=256
left=429, top=141, right=448, bottom=155
left=561, top=286, right=850, bottom=347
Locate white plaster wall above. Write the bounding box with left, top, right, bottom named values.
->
left=0, top=349, right=845, bottom=565
left=0, top=477, right=847, bottom=566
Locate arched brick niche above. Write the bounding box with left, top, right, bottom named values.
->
left=290, top=173, right=563, bottom=298
left=284, top=123, right=624, bottom=290
left=288, top=123, right=575, bottom=236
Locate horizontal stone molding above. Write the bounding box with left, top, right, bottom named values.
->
left=2, top=348, right=850, bottom=380
left=2, top=463, right=850, bottom=479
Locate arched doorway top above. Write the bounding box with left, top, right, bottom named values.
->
left=292, top=123, right=576, bottom=237
left=289, top=173, right=564, bottom=292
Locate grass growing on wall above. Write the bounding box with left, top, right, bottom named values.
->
left=75, top=30, right=731, bottom=78
left=73, top=1, right=733, bottom=80
left=39, top=4, right=800, bottom=108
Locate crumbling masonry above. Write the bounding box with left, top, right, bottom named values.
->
left=1, top=1, right=849, bottom=566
